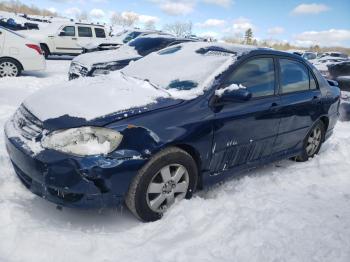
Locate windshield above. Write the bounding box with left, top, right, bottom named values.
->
left=122, top=42, right=237, bottom=93
left=123, top=31, right=142, bottom=43
left=128, top=36, right=176, bottom=57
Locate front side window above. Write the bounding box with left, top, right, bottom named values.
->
left=279, top=59, right=310, bottom=94
left=78, top=27, right=92, bottom=37
left=59, top=26, right=75, bottom=37
left=224, top=58, right=276, bottom=98
left=94, top=28, right=106, bottom=38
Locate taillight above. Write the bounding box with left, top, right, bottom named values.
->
left=26, top=44, right=43, bottom=55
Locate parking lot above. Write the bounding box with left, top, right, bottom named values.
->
left=0, top=60, right=350, bottom=262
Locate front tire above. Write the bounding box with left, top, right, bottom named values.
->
left=125, top=147, right=198, bottom=222
left=295, top=120, right=325, bottom=162
left=0, top=58, right=21, bottom=77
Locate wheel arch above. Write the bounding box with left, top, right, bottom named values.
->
left=40, top=43, right=51, bottom=55
left=0, top=56, right=23, bottom=71
left=319, top=115, right=329, bottom=134
left=173, top=143, right=203, bottom=189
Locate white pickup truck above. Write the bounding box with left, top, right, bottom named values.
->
left=23, top=22, right=120, bottom=58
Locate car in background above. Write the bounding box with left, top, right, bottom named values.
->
left=327, top=61, right=350, bottom=91
left=5, top=42, right=340, bottom=221
left=340, top=92, right=350, bottom=121
left=113, top=29, right=168, bottom=45
left=0, top=26, right=45, bottom=77
left=68, top=34, right=194, bottom=79
left=302, top=52, right=317, bottom=60
left=318, top=52, right=348, bottom=59
left=22, top=22, right=120, bottom=58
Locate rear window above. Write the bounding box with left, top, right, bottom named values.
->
left=78, top=27, right=92, bottom=37
left=94, top=28, right=106, bottom=38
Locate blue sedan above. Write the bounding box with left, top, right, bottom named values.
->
left=5, top=42, right=340, bottom=221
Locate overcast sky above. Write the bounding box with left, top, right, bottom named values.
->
left=27, top=0, right=350, bottom=47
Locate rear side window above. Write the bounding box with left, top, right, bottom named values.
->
left=59, top=26, right=75, bottom=37
left=78, top=27, right=92, bottom=37
left=94, top=28, right=106, bottom=38
left=225, top=58, right=276, bottom=98
left=279, top=59, right=315, bottom=93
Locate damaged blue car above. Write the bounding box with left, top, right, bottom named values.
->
left=5, top=42, right=340, bottom=222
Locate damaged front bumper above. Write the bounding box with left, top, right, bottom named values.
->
left=5, top=129, right=148, bottom=208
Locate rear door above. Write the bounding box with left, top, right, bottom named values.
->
left=77, top=26, right=94, bottom=48
left=53, top=26, right=80, bottom=54
left=273, top=58, right=322, bottom=155
left=210, top=56, right=281, bottom=174
left=0, top=27, right=5, bottom=55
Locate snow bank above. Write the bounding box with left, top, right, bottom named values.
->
left=24, top=71, right=170, bottom=121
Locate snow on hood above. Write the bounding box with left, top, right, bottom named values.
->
left=24, top=71, right=170, bottom=122
left=72, top=45, right=140, bottom=70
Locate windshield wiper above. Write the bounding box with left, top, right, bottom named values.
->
left=120, top=71, right=171, bottom=95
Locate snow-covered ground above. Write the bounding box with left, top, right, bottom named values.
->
left=0, top=60, right=350, bottom=262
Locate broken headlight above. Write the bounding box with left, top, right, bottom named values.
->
left=41, top=127, right=123, bottom=156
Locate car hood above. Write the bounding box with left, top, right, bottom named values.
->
left=72, top=45, right=141, bottom=70
left=23, top=72, right=181, bottom=131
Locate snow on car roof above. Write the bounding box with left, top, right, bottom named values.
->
left=123, top=42, right=258, bottom=99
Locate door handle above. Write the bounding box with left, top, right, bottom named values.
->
left=271, top=102, right=278, bottom=107
left=72, top=37, right=77, bottom=40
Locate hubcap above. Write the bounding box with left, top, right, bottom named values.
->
left=0, top=62, right=18, bottom=77
left=146, top=164, right=189, bottom=213
left=306, top=126, right=322, bottom=156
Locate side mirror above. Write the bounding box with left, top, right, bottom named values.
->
left=216, top=85, right=252, bottom=103
left=327, top=79, right=339, bottom=87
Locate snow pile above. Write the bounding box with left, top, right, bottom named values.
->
left=24, top=71, right=170, bottom=121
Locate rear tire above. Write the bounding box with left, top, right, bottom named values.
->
left=125, top=147, right=198, bottom=222
left=295, top=120, right=325, bottom=162
left=0, top=58, right=21, bottom=77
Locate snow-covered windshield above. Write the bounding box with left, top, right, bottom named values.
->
left=122, top=42, right=246, bottom=98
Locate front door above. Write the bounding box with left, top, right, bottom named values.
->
left=53, top=26, right=80, bottom=54
left=210, top=57, right=281, bottom=175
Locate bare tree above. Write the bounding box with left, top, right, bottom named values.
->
left=110, top=11, right=139, bottom=28
left=163, top=21, right=192, bottom=37
left=122, top=12, right=139, bottom=27
left=76, top=11, right=89, bottom=22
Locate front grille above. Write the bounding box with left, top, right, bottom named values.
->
left=12, top=105, right=44, bottom=140
left=69, top=62, right=88, bottom=77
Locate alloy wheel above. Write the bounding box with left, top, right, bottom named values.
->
left=146, top=164, right=189, bottom=213
left=0, top=61, right=18, bottom=77
left=306, top=126, right=322, bottom=156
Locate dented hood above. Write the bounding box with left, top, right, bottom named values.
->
left=23, top=72, right=181, bottom=130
